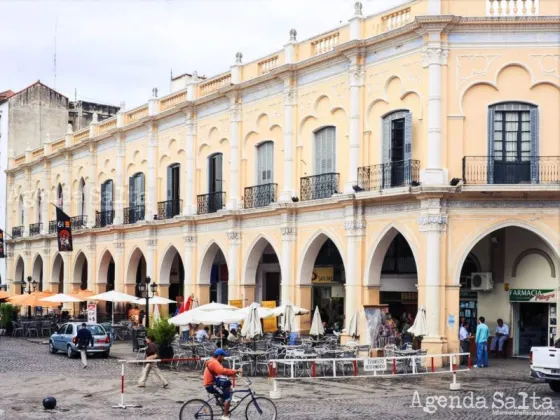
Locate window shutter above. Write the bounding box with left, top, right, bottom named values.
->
left=106, top=181, right=113, bottom=212
left=215, top=154, right=223, bottom=192
left=530, top=108, right=539, bottom=184
left=266, top=142, right=273, bottom=182
left=139, top=174, right=145, bottom=205
left=315, top=131, right=323, bottom=175
left=167, top=166, right=173, bottom=200
left=129, top=176, right=134, bottom=206
left=326, top=127, right=335, bottom=173
left=404, top=112, right=412, bottom=162
left=382, top=117, right=391, bottom=163
left=487, top=107, right=495, bottom=184
left=257, top=145, right=264, bottom=184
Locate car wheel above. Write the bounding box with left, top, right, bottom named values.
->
left=549, top=381, right=560, bottom=393
left=101, top=350, right=110, bottom=359
left=49, top=341, right=57, bottom=354
left=67, top=345, right=75, bottom=359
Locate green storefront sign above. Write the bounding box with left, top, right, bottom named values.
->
left=509, top=289, right=556, bottom=303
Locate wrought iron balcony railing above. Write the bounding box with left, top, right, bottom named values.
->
left=124, top=205, right=145, bottom=225
left=49, top=220, right=56, bottom=234
left=244, top=183, right=277, bottom=209
left=197, top=192, right=225, bottom=215
left=12, top=226, right=23, bottom=238
left=29, top=223, right=42, bottom=236
left=357, top=160, right=420, bottom=191
left=462, top=156, right=560, bottom=185
left=95, top=210, right=115, bottom=228
left=157, top=199, right=183, bottom=219
left=71, top=215, right=88, bottom=230
left=300, top=173, right=339, bottom=201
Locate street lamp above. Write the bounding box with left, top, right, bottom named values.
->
left=138, top=276, right=158, bottom=329
left=24, top=276, right=38, bottom=317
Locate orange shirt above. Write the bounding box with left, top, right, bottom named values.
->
left=203, top=358, right=237, bottom=386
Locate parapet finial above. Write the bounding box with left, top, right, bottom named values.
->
left=289, top=28, right=297, bottom=41
left=235, top=52, right=243, bottom=64
left=354, top=1, right=363, bottom=16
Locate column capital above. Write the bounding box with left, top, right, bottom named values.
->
left=183, top=235, right=197, bottom=245
left=418, top=214, right=448, bottom=232
left=344, top=220, right=365, bottom=236
left=422, top=46, right=449, bottom=67
left=280, top=226, right=297, bottom=239
left=227, top=231, right=242, bottom=243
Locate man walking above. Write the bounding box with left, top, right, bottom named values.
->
left=459, top=321, right=470, bottom=365
left=475, top=316, right=490, bottom=368
left=490, top=318, right=509, bottom=357
left=137, top=336, right=169, bottom=388
left=76, top=323, right=94, bottom=369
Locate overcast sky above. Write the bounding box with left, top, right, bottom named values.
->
left=1, top=0, right=407, bottom=108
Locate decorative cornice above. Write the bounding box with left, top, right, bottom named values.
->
left=418, top=215, right=448, bottom=232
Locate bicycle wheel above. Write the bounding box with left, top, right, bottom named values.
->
left=245, top=396, right=277, bottom=420
left=179, top=399, right=214, bottom=420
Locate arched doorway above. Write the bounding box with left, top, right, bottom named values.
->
left=52, top=254, right=64, bottom=294
left=457, top=226, right=560, bottom=356
left=99, top=250, right=115, bottom=319
left=299, top=233, right=346, bottom=331
left=244, top=237, right=281, bottom=305
left=200, top=243, right=228, bottom=304
left=32, top=255, right=44, bottom=292
left=73, top=252, right=88, bottom=313
left=160, top=246, right=185, bottom=315
left=15, top=256, right=25, bottom=294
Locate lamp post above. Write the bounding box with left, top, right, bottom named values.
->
left=24, top=276, right=38, bottom=317
left=138, top=276, right=158, bottom=329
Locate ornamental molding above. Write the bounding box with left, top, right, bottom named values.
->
left=421, top=198, right=443, bottom=210
left=422, top=47, right=449, bottom=67
left=418, top=215, right=448, bottom=232
left=227, top=231, right=241, bottom=241
left=365, top=202, right=420, bottom=216
left=145, top=239, right=157, bottom=248
left=183, top=235, right=197, bottom=245
left=529, top=54, right=560, bottom=79
left=344, top=220, right=366, bottom=236
left=456, top=54, right=500, bottom=91
left=242, top=215, right=281, bottom=229
left=444, top=200, right=560, bottom=209
left=280, top=226, right=297, bottom=237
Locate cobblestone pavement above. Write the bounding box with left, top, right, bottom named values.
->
left=1, top=337, right=559, bottom=419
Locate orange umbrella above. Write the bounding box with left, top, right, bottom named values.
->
left=0, top=291, right=10, bottom=300
left=69, top=289, right=95, bottom=300
left=8, top=291, right=59, bottom=307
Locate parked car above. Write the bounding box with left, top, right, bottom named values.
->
left=49, top=322, right=111, bottom=358
left=530, top=340, right=560, bottom=393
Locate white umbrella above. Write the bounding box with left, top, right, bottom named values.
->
left=281, top=304, right=298, bottom=332
left=408, top=306, right=428, bottom=337
left=131, top=296, right=176, bottom=305
left=196, top=302, right=238, bottom=312
left=40, top=293, right=83, bottom=303
left=169, top=308, right=245, bottom=327
left=88, top=291, right=138, bottom=325
left=347, top=311, right=359, bottom=338
left=241, top=302, right=263, bottom=339
left=271, top=304, right=309, bottom=317
left=309, top=306, right=324, bottom=336
left=237, top=304, right=275, bottom=319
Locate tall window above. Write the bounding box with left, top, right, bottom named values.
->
left=79, top=178, right=86, bottom=216
left=489, top=102, right=538, bottom=184
left=208, top=153, right=223, bottom=193
left=314, top=127, right=336, bottom=175
left=129, top=173, right=145, bottom=207
left=382, top=110, right=412, bottom=188
left=256, top=142, right=274, bottom=184
left=166, top=164, right=181, bottom=217
left=57, top=183, right=63, bottom=208
left=37, top=190, right=42, bottom=224
left=19, top=195, right=24, bottom=225
left=101, top=180, right=113, bottom=213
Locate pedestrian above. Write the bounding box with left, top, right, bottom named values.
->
left=137, top=335, right=169, bottom=388
left=459, top=321, right=470, bottom=365
left=490, top=318, right=509, bottom=357
left=195, top=325, right=210, bottom=342
left=76, top=323, right=94, bottom=369
left=475, top=316, right=489, bottom=368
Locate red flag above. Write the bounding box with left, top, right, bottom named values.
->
left=179, top=296, right=193, bottom=313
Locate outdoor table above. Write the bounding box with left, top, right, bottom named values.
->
left=394, top=349, right=419, bottom=373
left=242, top=350, right=267, bottom=375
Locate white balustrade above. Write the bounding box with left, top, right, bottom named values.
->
left=487, top=0, right=539, bottom=16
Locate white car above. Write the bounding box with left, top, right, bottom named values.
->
left=530, top=341, right=560, bottom=393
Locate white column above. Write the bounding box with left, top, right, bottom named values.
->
left=62, top=252, right=72, bottom=294
left=280, top=226, right=296, bottom=305
left=279, top=77, right=296, bottom=202
left=345, top=53, right=364, bottom=193
left=42, top=163, right=51, bottom=234
left=64, top=153, right=72, bottom=215
left=183, top=234, right=197, bottom=297
left=349, top=2, right=364, bottom=41
left=87, top=144, right=97, bottom=228
left=227, top=95, right=241, bottom=210
left=146, top=237, right=156, bottom=283
left=114, top=135, right=125, bottom=225
left=146, top=123, right=158, bottom=220
left=184, top=110, right=197, bottom=215
left=344, top=220, right=364, bottom=331
left=87, top=249, right=95, bottom=291
left=227, top=231, right=241, bottom=300
left=420, top=33, right=448, bottom=185
left=114, top=240, right=124, bottom=293
left=24, top=168, right=31, bottom=235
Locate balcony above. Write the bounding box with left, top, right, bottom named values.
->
left=462, top=156, right=560, bottom=185
left=357, top=160, right=420, bottom=191
left=124, top=205, right=145, bottom=225
left=12, top=226, right=23, bottom=238
left=197, top=192, right=225, bottom=215
left=95, top=210, right=115, bottom=228
left=486, top=0, right=539, bottom=17
left=300, top=173, right=340, bottom=201
left=29, top=223, right=42, bottom=236
left=244, top=183, right=277, bottom=209
left=71, top=215, right=88, bottom=230
left=49, top=221, right=56, bottom=234
left=157, top=199, right=183, bottom=220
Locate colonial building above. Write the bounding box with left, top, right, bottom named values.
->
left=5, top=0, right=560, bottom=357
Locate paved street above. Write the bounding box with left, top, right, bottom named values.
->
left=1, top=337, right=559, bottom=419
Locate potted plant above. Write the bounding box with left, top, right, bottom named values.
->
left=147, top=318, right=176, bottom=360
left=0, top=303, right=18, bottom=335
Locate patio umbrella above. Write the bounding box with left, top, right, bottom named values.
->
left=88, top=290, right=138, bottom=325
left=281, top=304, right=298, bottom=333
left=309, top=306, right=324, bottom=336
left=408, top=305, right=428, bottom=337
left=196, top=302, right=238, bottom=312
left=0, top=291, right=10, bottom=300
left=271, top=304, right=310, bottom=317
left=40, top=293, right=83, bottom=303
left=69, top=289, right=95, bottom=299
left=237, top=304, right=275, bottom=319
left=169, top=308, right=245, bottom=327
left=347, top=311, right=359, bottom=338
left=8, top=292, right=59, bottom=308
left=241, top=302, right=263, bottom=339
left=131, top=296, right=176, bottom=305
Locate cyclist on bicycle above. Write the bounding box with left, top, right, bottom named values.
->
left=203, top=348, right=242, bottom=420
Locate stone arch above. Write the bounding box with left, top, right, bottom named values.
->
left=199, top=241, right=228, bottom=286
left=298, top=230, right=346, bottom=286
left=452, top=220, right=560, bottom=286
left=51, top=253, right=64, bottom=292
left=512, top=248, right=556, bottom=278
left=98, top=249, right=115, bottom=287
left=15, top=255, right=25, bottom=293
left=242, top=235, right=281, bottom=286
left=32, top=254, right=44, bottom=291
left=73, top=251, right=88, bottom=290
left=159, top=244, right=183, bottom=286
left=126, top=247, right=146, bottom=287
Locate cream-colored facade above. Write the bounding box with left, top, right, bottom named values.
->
left=5, top=0, right=560, bottom=357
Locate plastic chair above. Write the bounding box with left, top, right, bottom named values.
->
left=12, top=321, right=23, bottom=337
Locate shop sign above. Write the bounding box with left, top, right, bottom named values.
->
left=447, top=314, right=456, bottom=329
left=262, top=300, right=277, bottom=332
left=229, top=300, right=243, bottom=309
left=364, top=358, right=387, bottom=371
left=509, top=289, right=556, bottom=302
left=87, top=303, right=97, bottom=323
left=312, top=267, right=334, bottom=284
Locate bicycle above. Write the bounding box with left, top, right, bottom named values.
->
left=179, top=375, right=277, bottom=420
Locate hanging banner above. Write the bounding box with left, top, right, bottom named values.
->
left=229, top=299, right=243, bottom=309
left=0, top=229, right=5, bottom=258
left=311, top=267, right=334, bottom=284
left=56, top=206, right=73, bottom=252
left=87, top=303, right=97, bottom=323
left=262, top=300, right=277, bottom=332
left=509, top=289, right=556, bottom=302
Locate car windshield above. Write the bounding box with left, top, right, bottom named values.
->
left=87, top=325, right=106, bottom=336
